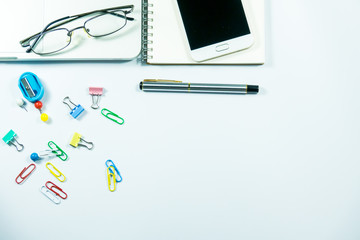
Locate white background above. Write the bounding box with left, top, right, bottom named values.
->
left=1, top=1, right=360, bottom=240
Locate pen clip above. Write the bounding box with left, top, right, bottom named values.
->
left=143, top=79, right=183, bottom=83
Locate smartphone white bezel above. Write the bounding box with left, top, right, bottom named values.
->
left=190, top=34, right=254, bottom=62
left=176, top=0, right=254, bottom=62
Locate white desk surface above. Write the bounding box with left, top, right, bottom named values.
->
left=1, top=1, right=360, bottom=240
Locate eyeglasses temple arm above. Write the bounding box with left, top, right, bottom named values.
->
left=75, top=4, right=134, bottom=18
left=109, top=12, right=135, bottom=21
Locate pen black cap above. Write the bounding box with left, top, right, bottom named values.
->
left=247, top=85, right=259, bottom=94
left=139, top=82, right=143, bottom=90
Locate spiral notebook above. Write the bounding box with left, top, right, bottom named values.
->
left=142, top=0, right=265, bottom=65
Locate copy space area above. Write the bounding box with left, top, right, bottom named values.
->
left=1, top=1, right=360, bottom=240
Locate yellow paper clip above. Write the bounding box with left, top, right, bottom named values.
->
left=107, top=166, right=116, bottom=192
left=70, top=132, right=94, bottom=150
left=46, top=162, right=66, bottom=182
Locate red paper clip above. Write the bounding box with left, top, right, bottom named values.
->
left=15, top=164, right=36, bottom=184
left=45, top=181, right=68, bottom=199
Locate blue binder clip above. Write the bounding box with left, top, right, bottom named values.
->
left=18, top=72, right=44, bottom=103
left=63, top=96, right=84, bottom=119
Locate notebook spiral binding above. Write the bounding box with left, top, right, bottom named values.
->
left=141, top=0, right=154, bottom=61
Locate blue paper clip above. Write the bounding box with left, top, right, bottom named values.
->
left=18, top=72, right=44, bottom=103
left=105, top=160, right=122, bottom=182
left=63, top=96, right=84, bottom=119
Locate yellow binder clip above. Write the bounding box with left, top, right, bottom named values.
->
left=107, top=166, right=116, bottom=192
left=70, top=132, right=94, bottom=150
left=46, top=162, right=66, bottom=182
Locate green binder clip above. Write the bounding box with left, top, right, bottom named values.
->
left=48, top=141, right=68, bottom=161
left=2, top=130, right=24, bottom=152
left=101, top=108, right=124, bottom=125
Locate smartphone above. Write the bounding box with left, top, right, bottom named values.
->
left=176, top=0, right=254, bottom=62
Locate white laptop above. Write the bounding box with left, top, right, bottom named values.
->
left=0, top=0, right=142, bottom=61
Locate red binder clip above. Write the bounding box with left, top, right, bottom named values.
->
left=45, top=181, right=68, bottom=199
left=15, top=164, right=36, bottom=184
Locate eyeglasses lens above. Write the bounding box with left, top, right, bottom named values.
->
left=30, top=29, right=71, bottom=55
left=84, top=10, right=127, bottom=37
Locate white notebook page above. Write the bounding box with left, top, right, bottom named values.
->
left=146, top=0, right=265, bottom=64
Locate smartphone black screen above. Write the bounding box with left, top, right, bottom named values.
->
left=176, top=0, right=251, bottom=50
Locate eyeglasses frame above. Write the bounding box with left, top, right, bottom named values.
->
left=20, top=5, right=135, bottom=55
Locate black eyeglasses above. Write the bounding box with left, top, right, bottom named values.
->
left=20, top=5, right=135, bottom=55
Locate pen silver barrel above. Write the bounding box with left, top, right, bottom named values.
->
left=140, top=81, right=258, bottom=94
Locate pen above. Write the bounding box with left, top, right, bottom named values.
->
left=139, top=79, right=259, bottom=94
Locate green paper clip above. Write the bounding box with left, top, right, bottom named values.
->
left=48, top=141, right=68, bottom=161
left=101, top=108, right=124, bottom=125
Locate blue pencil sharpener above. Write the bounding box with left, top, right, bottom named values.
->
left=18, top=72, right=44, bottom=103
